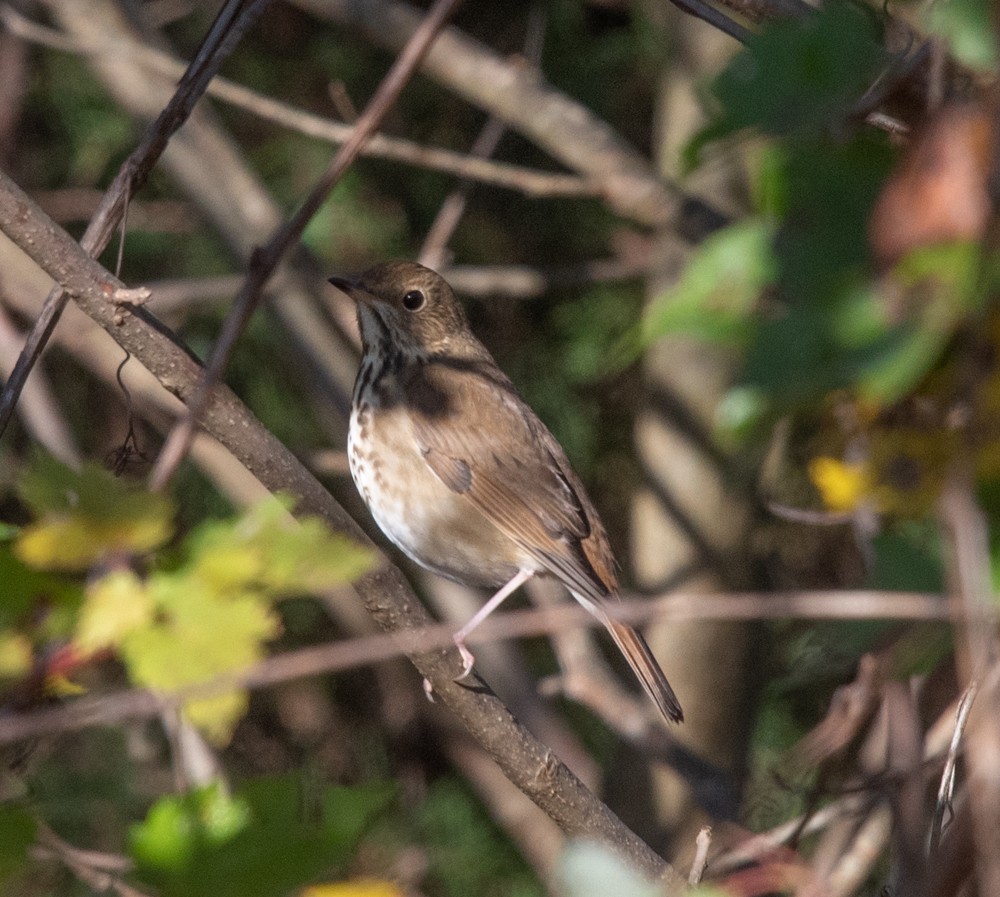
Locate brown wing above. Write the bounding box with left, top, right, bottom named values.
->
left=408, top=356, right=684, bottom=724
left=404, top=357, right=617, bottom=605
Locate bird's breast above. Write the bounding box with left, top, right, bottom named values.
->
left=348, top=399, right=534, bottom=588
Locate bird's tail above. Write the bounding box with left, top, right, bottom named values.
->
left=605, top=619, right=684, bottom=724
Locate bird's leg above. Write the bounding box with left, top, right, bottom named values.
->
left=450, top=568, right=534, bottom=680
left=421, top=570, right=534, bottom=696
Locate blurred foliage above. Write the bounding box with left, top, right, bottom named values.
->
left=554, top=841, right=663, bottom=897
left=129, top=776, right=394, bottom=897
left=921, top=0, right=998, bottom=70
left=4, top=458, right=374, bottom=744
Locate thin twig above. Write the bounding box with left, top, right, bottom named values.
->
left=939, top=472, right=1000, bottom=897
left=1, top=6, right=597, bottom=200
left=291, top=0, right=678, bottom=225
left=689, top=826, right=712, bottom=885
left=147, top=0, right=465, bottom=492
left=32, top=823, right=146, bottom=897
left=0, top=302, right=80, bottom=466
left=0, top=588, right=951, bottom=746
left=440, top=257, right=653, bottom=297
left=665, top=0, right=752, bottom=44
left=0, top=0, right=270, bottom=440
left=929, top=681, right=977, bottom=854
left=712, top=687, right=972, bottom=876
left=418, top=4, right=547, bottom=269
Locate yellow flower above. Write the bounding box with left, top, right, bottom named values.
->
left=808, top=457, right=871, bottom=512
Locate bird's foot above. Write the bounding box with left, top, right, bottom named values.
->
left=422, top=676, right=436, bottom=702
left=453, top=641, right=476, bottom=682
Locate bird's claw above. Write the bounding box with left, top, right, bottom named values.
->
left=453, top=642, right=476, bottom=682
left=422, top=676, right=436, bottom=702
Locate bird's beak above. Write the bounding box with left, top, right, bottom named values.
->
left=327, top=274, right=360, bottom=298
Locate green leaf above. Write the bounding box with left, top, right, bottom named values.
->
left=738, top=135, right=897, bottom=405
left=860, top=243, right=983, bottom=401
left=0, top=544, right=82, bottom=631
left=643, top=219, right=775, bottom=345
left=187, top=497, right=375, bottom=596
left=129, top=783, right=251, bottom=873
left=121, top=573, right=280, bottom=744
left=923, top=0, right=997, bottom=70
left=74, top=570, right=155, bottom=656
left=773, top=135, right=893, bottom=301
left=552, top=286, right=643, bottom=382
left=0, top=805, right=36, bottom=883
left=690, top=1, right=888, bottom=157
left=130, top=776, right=395, bottom=897
left=15, top=456, right=175, bottom=571
left=70, top=497, right=374, bottom=744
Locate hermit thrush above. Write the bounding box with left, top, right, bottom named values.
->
left=329, top=261, right=683, bottom=724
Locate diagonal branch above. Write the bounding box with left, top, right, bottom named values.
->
left=1, top=5, right=597, bottom=201
left=0, top=0, right=271, bottom=439
left=147, top=0, right=464, bottom=490
left=291, top=0, right=680, bottom=226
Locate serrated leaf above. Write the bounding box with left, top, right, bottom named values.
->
left=188, top=497, right=374, bottom=595
left=690, top=2, right=887, bottom=159
left=15, top=457, right=174, bottom=571
left=121, top=575, right=280, bottom=745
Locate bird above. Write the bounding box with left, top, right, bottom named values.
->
left=329, top=261, right=682, bottom=724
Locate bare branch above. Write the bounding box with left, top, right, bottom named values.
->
left=0, top=587, right=950, bottom=747
left=419, top=5, right=547, bottom=269
left=1, top=6, right=597, bottom=200
left=0, top=0, right=271, bottom=439
left=0, top=303, right=80, bottom=466
left=929, top=682, right=977, bottom=854
left=939, top=473, right=1000, bottom=897
left=290, top=0, right=680, bottom=226
left=32, top=824, right=146, bottom=897
left=147, top=0, right=465, bottom=491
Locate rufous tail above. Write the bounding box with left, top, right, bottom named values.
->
left=606, top=619, right=684, bottom=724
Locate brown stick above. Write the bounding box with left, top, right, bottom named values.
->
left=939, top=473, right=1000, bottom=897
left=290, top=0, right=678, bottom=226
left=0, top=0, right=270, bottom=439
left=147, top=0, right=464, bottom=492
left=0, top=587, right=949, bottom=746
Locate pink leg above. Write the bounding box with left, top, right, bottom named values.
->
left=452, top=569, right=534, bottom=680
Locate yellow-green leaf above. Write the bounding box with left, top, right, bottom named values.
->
left=15, top=457, right=174, bottom=571
left=0, top=632, right=32, bottom=679
left=75, top=569, right=154, bottom=655
left=186, top=497, right=374, bottom=596
left=121, top=575, right=280, bottom=745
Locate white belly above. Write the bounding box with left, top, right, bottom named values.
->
left=348, top=404, right=531, bottom=587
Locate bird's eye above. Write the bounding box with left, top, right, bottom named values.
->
left=402, top=289, right=426, bottom=311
